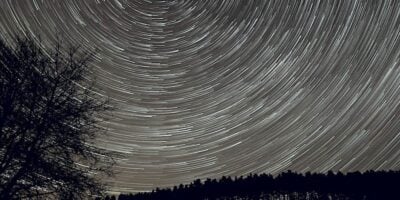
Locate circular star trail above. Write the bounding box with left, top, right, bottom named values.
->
left=1, top=0, right=400, bottom=193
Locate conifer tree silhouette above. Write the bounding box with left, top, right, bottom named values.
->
left=118, top=170, right=399, bottom=200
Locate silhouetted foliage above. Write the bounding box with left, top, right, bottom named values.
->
left=118, top=170, right=399, bottom=200
left=0, top=36, right=115, bottom=199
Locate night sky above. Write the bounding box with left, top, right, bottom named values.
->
left=1, top=0, right=400, bottom=193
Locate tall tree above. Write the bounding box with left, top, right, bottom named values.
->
left=0, top=36, right=115, bottom=199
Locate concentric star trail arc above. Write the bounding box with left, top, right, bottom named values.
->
left=1, top=0, right=400, bottom=193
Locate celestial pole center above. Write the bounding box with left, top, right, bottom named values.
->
left=1, top=0, right=400, bottom=193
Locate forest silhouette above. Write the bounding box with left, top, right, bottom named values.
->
left=102, top=170, right=398, bottom=200
left=2, top=36, right=399, bottom=200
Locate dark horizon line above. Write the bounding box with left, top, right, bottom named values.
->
left=103, top=169, right=400, bottom=200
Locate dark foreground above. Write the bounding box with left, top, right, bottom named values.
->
left=104, top=170, right=399, bottom=200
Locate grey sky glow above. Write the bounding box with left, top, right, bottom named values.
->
left=1, top=0, right=400, bottom=193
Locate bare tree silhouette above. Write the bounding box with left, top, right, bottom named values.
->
left=0, top=36, right=115, bottom=199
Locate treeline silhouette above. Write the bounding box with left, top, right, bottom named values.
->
left=103, top=170, right=399, bottom=200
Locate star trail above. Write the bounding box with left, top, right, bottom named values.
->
left=1, top=0, right=400, bottom=193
